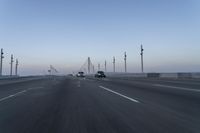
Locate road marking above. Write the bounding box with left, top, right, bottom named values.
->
left=0, top=87, right=43, bottom=102
left=154, top=84, right=200, bottom=92
left=77, top=81, right=81, bottom=87
left=28, top=87, right=44, bottom=90
left=99, top=86, right=140, bottom=103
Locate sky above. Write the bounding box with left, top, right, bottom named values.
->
left=0, top=0, right=200, bottom=75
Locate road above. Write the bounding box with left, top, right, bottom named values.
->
left=0, top=76, right=200, bottom=133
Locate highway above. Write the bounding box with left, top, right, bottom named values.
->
left=0, top=76, right=200, bottom=133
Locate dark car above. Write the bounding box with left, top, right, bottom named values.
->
left=76, top=72, right=85, bottom=77
left=95, top=71, right=106, bottom=78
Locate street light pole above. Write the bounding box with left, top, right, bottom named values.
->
left=10, top=54, right=14, bottom=76
left=88, top=57, right=91, bottom=74
left=0, top=48, right=4, bottom=76
left=140, top=45, right=144, bottom=73
left=105, top=60, right=107, bottom=72
left=113, top=56, right=115, bottom=73
left=15, top=59, right=19, bottom=76
left=124, top=52, right=127, bottom=73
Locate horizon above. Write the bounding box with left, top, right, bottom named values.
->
left=1, top=0, right=200, bottom=75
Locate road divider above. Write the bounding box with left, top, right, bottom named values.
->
left=100, top=72, right=200, bottom=79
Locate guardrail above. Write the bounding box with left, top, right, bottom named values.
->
left=101, top=72, right=200, bottom=79
left=0, top=76, right=19, bottom=80
left=0, top=75, right=51, bottom=81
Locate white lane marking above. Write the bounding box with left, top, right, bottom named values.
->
left=77, top=81, right=81, bottom=87
left=0, top=87, right=43, bottom=102
left=99, top=86, right=140, bottom=103
left=154, top=84, right=200, bottom=93
left=29, top=87, right=44, bottom=90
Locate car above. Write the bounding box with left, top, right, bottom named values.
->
left=76, top=72, right=85, bottom=77
left=95, top=71, right=106, bottom=78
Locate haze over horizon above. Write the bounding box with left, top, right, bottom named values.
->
left=1, top=0, right=200, bottom=75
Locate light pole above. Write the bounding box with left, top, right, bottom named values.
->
left=10, top=54, right=14, bottom=76
left=140, top=45, right=144, bottom=73
left=113, top=56, right=115, bottom=73
left=88, top=57, right=91, bottom=74
left=105, top=60, right=107, bottom=72
left=0, top=48, right=4, bottom=76
left=15, top=59, right=19, bottom=76
left=124, top=52, right=127, bottom=73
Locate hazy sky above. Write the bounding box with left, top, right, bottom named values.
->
left=0, top=0, right=200, bottom=75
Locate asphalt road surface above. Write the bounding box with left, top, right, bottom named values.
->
left=0, top=76, right=200, bottom=133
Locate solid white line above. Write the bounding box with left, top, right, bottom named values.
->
left=0, top=87, right=44, bottom=102
left=154, top=84, right=200, bottom=93
left=99, top=86, right=140, bottom=103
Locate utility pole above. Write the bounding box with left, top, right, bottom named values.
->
left=10, top=54, right=14, bottom=76
left=124, top=52, right=127, bottom=73
left=88, top=57, right=91, bottom=74
left=113, top=56, right=115, bottom=73
left=140, top=45, right=144, bottom=73
left=105, top=60, right=107, bottom=72
left=15, top=59, right=19, bottom=76
left=0, top=48, right=4, bottom=76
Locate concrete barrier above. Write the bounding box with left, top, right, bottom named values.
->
left=191, top=73, right=200, bottom=78
left=105, top=73, right=147, bottom=78
left=147, top=73, right=160, bottom=78
left=125, top=73, right=147, bottom=78
left=0, top=76, right=19, bottom=80
left=101, top=72, right=200, bottom=79
left=177, top=73, right=192, bottom=78
left=160, top=73, right=178, bottom=78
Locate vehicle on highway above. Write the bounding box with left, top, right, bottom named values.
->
left=76, top=72, right=85, bottom=77
left=95, top=71, right=106, bottom=78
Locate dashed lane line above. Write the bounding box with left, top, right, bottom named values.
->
left=99, top=86, right=140, bottom=103
left=0, top=87, right=44, bottom=102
